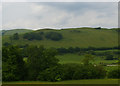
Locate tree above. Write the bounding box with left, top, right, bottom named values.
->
left=45, top=32, right=63, bottom=41
left=26, top=45, right=59, bottom=80
left=13, top=33, right=19, bottom=40
left=82, top=54, right=95, bottom=65
left=72, top=64, right=106, bottom=79
left=23, top=32, right=43, bottom=40
left=3, top=42, right=11, bottom=46
left=37, top=65, right=64, bottom=82
left=62, top=63, right=80, bottom=80
left=2, top=45, right=26, bottom=81
left=108, top=68, right=120, bottom=79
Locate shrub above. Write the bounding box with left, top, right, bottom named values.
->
left=23, top=32, right=43, bottom=40
left=72, top=65, right=106, bottom=79
left=37, top=65, right=64, bottom=82
left=62, top=64, right=106, bottom=80
left=13, top=33, right=19, bottom=40
left=45, top=32, right=63, bottom=41
left=108, top=68, right=120, bottom=79
left=62, top=63, right=80, bottom=80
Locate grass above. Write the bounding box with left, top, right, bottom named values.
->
left=3, top=79, right=119, bottom=84
left=56, top=53, right=117, bottom=65
left=56, top=54, right=84, bottom=64
left=2, top=28, right=118, bottom=48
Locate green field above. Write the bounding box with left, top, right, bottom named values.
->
left=23, top=53, right=117, bottom=65
left=56, top=53, right=117, bottom=65
left=2, top=28, right=118, bottom=48
left=3, top=79, right=119, bottom=84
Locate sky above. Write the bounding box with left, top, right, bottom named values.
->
left=1, top=0, right=118, bottom=30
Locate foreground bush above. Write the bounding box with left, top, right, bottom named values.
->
left=2, top=46, right=26, bottom=81
left=37, top=65, right=64, bottom=82
left=36, top=63, right=106, bottom=81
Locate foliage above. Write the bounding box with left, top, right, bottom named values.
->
left=3, top=42, right=11, bottom=46
left=37, top=65, right=64, bottom=82
left=82, top=54, right=95, bottom=65
left=23, top=32, right=43, bottom=40
left=45, top=32, right=63, bottom=41
left=57, top=47, right=119, bottom=55
left=37, top=63, right=106, bottom=81
left=2, top=45, right=26, bottom=81
left=13, top=33, right=19, bottom=40
left=26, top=45, right=59, bottom=80
left=108, top=67, right=120, bottom=79
left=62, top=63, right=80, bottom=80
left=72, top=65, right=106, bottom=79
left=2, top=44, right=119, bottom=82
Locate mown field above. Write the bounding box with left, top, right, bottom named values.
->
left=3, top=79, right=119, bottom=84
left=2, top=28, right=118, bottom=48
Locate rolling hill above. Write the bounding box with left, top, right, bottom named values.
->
left=2, top=28, right=118, bottom=48
left=2, top=29, right=33, bottom=36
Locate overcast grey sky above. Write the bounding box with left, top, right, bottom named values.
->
left=2, top=2, right=118, bottom=30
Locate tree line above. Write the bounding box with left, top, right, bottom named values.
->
left=3, top=43, right=120, bottom=60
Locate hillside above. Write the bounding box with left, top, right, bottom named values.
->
left=2, top=29, right=33, bottom=36
left=2, top=28, right=118, bottom=48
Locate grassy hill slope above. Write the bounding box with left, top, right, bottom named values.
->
left=2, top=28, right=118, bottom=48
left=2, top=29, right=33, bottom=36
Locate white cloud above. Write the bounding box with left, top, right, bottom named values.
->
left=2, top=2, right=118, bottom=30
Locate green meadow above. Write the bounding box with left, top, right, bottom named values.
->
left=56, top=53, right=118, bottom=65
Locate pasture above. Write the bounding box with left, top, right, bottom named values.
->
left=56, top=53, right=117, bottom=65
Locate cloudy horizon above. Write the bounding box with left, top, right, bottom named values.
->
left=2, top=2, right=118, bottom=30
